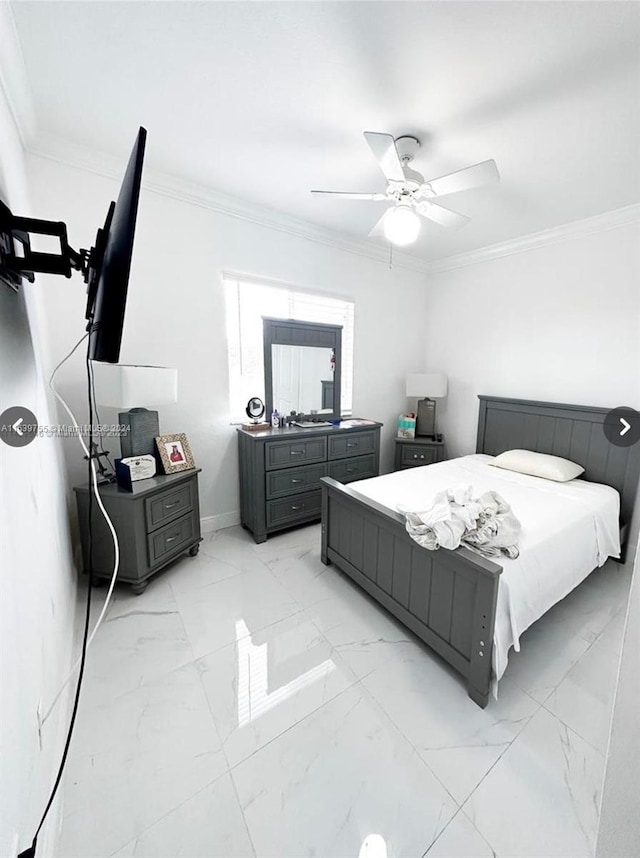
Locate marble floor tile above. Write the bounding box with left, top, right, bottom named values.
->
left=197, top=611, right=359, bottom=767
left=166, top=550, right=247, bottom=595
left=251, top=522, right=322, bottom=564
left=111, top=774, right=254, bottom=858
left=83, top=582, right=195, bottom=700
left=265, top=540, right=357, bottom=608
left=232, top=684, right=458, bottom=858
left=200, top=526, right=272, bottom=575
left=544, top=611, right=626, bottom=753
left=362, top=648, right=539, bottom=804
left=60, top=663, right=227, bottom=858
left=465, top=706, right=606, bottom=858
left=303, top=584, right=423, bottom=679
left=503, top=611, right=594, bottom=704
left=172, top=566, right=301, bottom=661
left=424, top=809, right=494, bottom=858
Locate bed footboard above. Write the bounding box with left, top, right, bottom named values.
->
left=321, top=477, right=502, bottom=707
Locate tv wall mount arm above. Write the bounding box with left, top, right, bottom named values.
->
left=0, top=199, right=94, bottom=292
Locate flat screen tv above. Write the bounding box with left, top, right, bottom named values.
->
left=85, top=126, right=147, bottom=363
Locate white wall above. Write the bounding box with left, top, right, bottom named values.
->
left=27, top=153, right=429, bottom=528
left=596, top=543, right=640, bottom=858
left=423, top=224, right=640, bottom=459
left=0, top=85, right=77, bottom=857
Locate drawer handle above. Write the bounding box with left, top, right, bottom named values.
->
left=346, top=467, right=356, bottom=473
left=291, top=478, right=304, bottom=484
left=164, top=501, right=180, bottom=509
left=420, top=455, right=425, bottom=460
left=290, top=450, right=304, bottom=456
left=166, top=535, right=179, bottom=543
left=346, top=442, right=358, bottom=448
left=291, top=504, right=305, bottom=511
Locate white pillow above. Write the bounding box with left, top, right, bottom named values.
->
left=491, top=449, right=584, bottom=482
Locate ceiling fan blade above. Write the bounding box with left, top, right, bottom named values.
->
left=368, top=211, right=389, bottom=238
left=363, top=132, right=405, bottom=182
left=311, top=190, right=387, bottom=201
left=415, top=200, right=470, bottom=229
left=423, top=159, right=499, bottom=197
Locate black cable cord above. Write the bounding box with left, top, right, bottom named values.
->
left=19, top=340, right=95, bottom=858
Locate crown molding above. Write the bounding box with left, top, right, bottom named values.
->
left=0, top=3, right=37, bottom=146
left=27, top=132, right=433, bottom=276
left=428, top=203, right=640, bottom=274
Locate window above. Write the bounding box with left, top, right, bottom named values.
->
left=224, top=274, right=354, bottom=420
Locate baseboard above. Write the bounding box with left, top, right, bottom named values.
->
left=200, top=511, right=241, bottom=534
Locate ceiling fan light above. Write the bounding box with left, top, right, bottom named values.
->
left=383, top=206, right=421, bottom=245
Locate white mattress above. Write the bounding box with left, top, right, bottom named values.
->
left=349, top=454, right=621, bottom=690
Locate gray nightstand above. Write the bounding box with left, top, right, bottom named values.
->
left=74, top=469, right=202, bottom=594
left=394, top=437, right=446, bottom=470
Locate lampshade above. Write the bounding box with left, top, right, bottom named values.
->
left=92, top=364, right=178, bottom=408
left=383, top=206, right=421, bottom=246
left=405, top=373, right=447, bottom=398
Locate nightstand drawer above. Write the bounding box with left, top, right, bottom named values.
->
left=401, top=445, right=439, bottom=466
left=265, top=437, right=327, bottom=470
left=145, top=482, right=194, bottom=531
left=266, top=463, right=327, bottom=499
left=147, top=512, right=197, bottom=565
left=328, top=454, right=377, bottom=483
left=266, top=490, right=322, bottom=527
left=328, top=430, right=377, bottom=460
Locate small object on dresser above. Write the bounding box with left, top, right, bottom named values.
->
left=397, top=413, right=417, bottom=439
left=271, top=409, right=280, bottom=428
left=241, top=421, right=271, bottom=431
left=155, top=432, right=195, bottom=474
left=115, top=454, right=157, bottom=491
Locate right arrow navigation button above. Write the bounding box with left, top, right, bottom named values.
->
left=604, top=407, right=640, bottom=448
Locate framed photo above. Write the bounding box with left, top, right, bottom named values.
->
left=155, top=433, right=195, bottom=474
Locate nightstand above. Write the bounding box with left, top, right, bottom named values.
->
left=394, top=437, right=446, bottom=470
left=74, top=469, right=202, bottom=594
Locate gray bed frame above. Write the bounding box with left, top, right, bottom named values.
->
left=321, top=396, right=639, bottom=707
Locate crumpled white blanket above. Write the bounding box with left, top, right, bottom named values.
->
left=399, top=485, right=521, bottom=559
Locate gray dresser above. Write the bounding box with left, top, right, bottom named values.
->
left=238, top=420, right=382, bottom=542
left=74, top=469, right=202, bottom=594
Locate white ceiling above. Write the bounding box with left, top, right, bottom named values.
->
left=9, top=1, right=640, bottom=262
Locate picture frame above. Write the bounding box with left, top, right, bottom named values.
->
left=155, top=432, right=195, bottom=474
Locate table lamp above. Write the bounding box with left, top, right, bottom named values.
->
left=92, top=364, right=178, bottom=457
left=405, top=373, right=447, bottom=438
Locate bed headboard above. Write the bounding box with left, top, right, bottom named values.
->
left=476, top=396, right=640, bottom=531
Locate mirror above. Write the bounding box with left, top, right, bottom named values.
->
left=271, top=345, right=334, bottom=416
left=263, top=318, right=342, bottom=422
left=245, top=397, right=265, bottom=421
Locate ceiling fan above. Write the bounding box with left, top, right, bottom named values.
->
left=311, top=132, right=499, bottom=246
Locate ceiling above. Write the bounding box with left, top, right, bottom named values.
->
left=9, top=1, right=640, bottom=262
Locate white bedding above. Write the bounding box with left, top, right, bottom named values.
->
left=349, top=454, right=621, bottom=691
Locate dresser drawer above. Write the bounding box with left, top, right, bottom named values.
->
left=400, top=444, right=439, bottom=466
left=145, top=482, right=194, bottom=531
left=328, top=430, right=377, bottom=460
left=147, top=512, right=197, bottom=566
left=266, top=463, right=327, bottom=499
left=265, top=437, right=327, bottom=470
left=328, top=454, right=377, bottom=484
left=266, top=490, right=322, bottom=527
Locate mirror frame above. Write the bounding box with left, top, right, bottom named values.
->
left=263, top=317, right=342, bottom=422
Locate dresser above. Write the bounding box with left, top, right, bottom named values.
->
left=74, top=469, right=202, bottom=594
left=238, top=420, right=382, bottom=542
left=394, top=436, right=446, bottom=470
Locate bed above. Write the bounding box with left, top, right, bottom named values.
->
left=320, top=396, right=639, bottom=707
